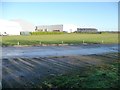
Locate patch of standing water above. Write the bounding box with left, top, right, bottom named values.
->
left=2, top=44, right=119, bottom=58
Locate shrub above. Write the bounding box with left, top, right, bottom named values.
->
left=30, top=32, right=65, bottom=35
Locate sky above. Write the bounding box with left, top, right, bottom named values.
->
left=0, top=2, right=118, bottom=31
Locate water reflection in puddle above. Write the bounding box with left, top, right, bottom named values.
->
left=2, top=44, right=119, bottom=58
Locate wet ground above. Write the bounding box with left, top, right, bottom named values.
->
left=2, top=44, right=119, bottom=88
left=2, top=44, right=118, bottom=58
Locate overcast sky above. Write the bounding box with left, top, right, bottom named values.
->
left=1, top=2, right=118, bottom=31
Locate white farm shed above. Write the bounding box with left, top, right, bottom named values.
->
left=0, top=19, right=35, bottom=35
left=36, top=24, right=78, bottom=33
left=63, top=24, right=78, bottom=33
left=0, top=19, right=22, bottom=35
left=12, top=19, right=35, bottom=32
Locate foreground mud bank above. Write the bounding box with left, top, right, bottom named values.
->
left=2, top=52, right=118, bottom=88
left=2, top=44, right=118, bottom=58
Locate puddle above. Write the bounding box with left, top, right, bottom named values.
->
left=2, top=44, right=119, bottom=58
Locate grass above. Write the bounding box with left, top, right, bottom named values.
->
left=36, top=52, right=120, bottom=88
left=1, top=33, right=118, bottom=46
left=39, top=59, right=119, bottom=88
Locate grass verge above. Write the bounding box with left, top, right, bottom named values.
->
left=1, top=33, right=118, bottom=46
left=39, top=59, right=119, bottom=88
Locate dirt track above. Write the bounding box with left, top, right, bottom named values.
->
left=2, top=52, right=118, bottom=88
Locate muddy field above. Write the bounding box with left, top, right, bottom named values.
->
left=2, top=44, right=118, bottom=58
left=2, top=52, right=118, bottom=88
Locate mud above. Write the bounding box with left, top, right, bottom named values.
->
left=2, top=44, right=119, bottom=88
left=2, top=44, right=118, bottom=58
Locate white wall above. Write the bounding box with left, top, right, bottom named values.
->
left=0, top=19, right=22, bottom=35
left=37, top=24, right=78, bottom=33
left=12, top=19, right=35, bottom=32
left=63, top=24, right=78, bottom=33
left=37, top=24, right=63, bottom=32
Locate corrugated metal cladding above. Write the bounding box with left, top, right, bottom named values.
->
left=11, top=19, right=35, bottom=32
left=0, top=19, right=35, bottom=35
left=0, top=19, right=22, bottom=35
left=77, top=28, right=98, bottom=33
left=36, top=24, right=63, bottom=32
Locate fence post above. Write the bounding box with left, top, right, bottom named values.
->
left=102, top=40, right=104, bottom=44
left=83, top=40, right=84, bottom=44
left=62, top=41, right=64, bottom=44
left=39, top=42, right=41, bottom=45
left=17, top=42, right=20, bottom=45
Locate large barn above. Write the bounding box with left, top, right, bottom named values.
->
left=0, top=19, right=35, bottom=35
left=0, top=19, right=22, bottom=35
left=11, top=19, right=35, bottom=32
left=36, top=24, right=78, bottom=33
left=0, top=19, right=98, bottom=35
left=77, top=28, right=98, bottom=33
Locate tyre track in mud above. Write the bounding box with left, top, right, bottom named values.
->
left=2, top=52, right=118, bottom=88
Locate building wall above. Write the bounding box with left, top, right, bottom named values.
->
left=63, top=24, right=78, bottom=33
left=77, top=28, right=98, bottom=33
left=11, top=19, right=35, bottom=32
left=36, top=24, right=63, bottom=32
left=0, top=19, right=22, bottom=35
left=36, top=24, right=78, bottom=33
left=0, top=19, right=35, bottom=35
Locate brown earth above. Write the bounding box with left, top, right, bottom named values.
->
left=2, top=53, right=118, bottom=88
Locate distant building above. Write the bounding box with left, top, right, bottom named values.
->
left=0, top=19, right=98, bottom=35
left=0, top=19, right=35, bottom=35
left=77, top=28, right=98, bottom=33
left=11, top=19, right=35, bottom=34
left=0, top=19, right=22, bottom=35
left=36, top=24, right=78, bottom=33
